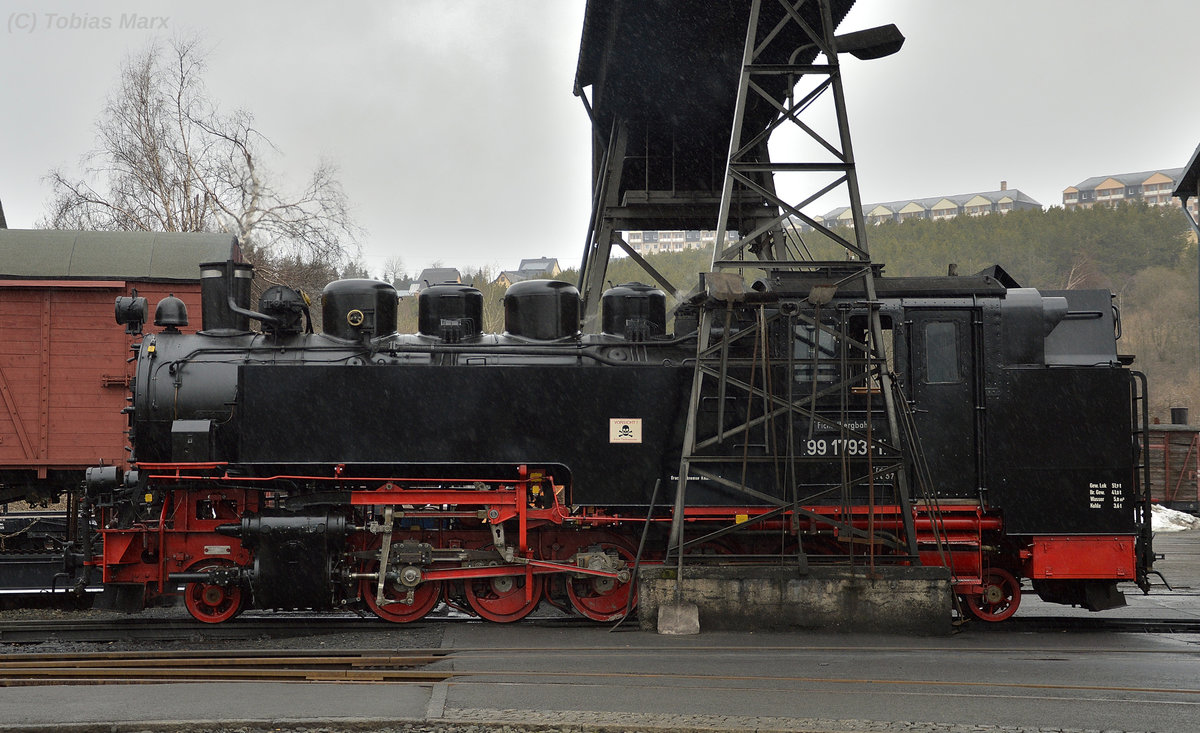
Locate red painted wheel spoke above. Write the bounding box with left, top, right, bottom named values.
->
left=566, top=542, right=637, bottom=622
left=966, top=568, right=1021, bottom=622
left=183, top=562, right=243, bottom=624
left=464, top=545, right=543, bottom=623
left=362, top=571, right=442, bottom=623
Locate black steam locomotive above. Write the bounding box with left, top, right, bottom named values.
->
left=80, top=258, right=1151, bottom=623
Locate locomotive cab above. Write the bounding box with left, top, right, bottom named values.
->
left=749, top=266, right=1147, bottom=619
left=882, top=273, right=1142, bottom=615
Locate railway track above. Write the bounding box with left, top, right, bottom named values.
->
left=0, top=611, right=592, bottom=645
left=0, top=615, right=401, bottom=644
left=4, top=602, right=1193, bottom=639
left=3, top=642, right=1199, bottom=690
left=1, top=611, right=1198, bottom=649
left=0, top=649, right=454, bottom=686
left=991, top=615, right=1200, bottom=634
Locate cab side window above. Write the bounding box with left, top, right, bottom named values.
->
left=924, top=321, right=960, bottom=384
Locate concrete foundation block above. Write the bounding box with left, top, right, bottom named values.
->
left=656, top=602, right=700, bottom=635
left=637, top=564, right=952, bottom=634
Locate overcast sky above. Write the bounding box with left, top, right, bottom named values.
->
left=2, top=1, right=1199, bottom=279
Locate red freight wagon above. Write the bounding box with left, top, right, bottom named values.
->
left=1145, top=421, right=1200, bottom=514
left=0, top=230, right=239, bottom=504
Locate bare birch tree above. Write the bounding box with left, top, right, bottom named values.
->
left=381, top=255, right=408, bottom=285
left=42, top=36, right=359, bottom=272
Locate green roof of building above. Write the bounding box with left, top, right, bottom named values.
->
left=0, top=229, right=239, bottom=280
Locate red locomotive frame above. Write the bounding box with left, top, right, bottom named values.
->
left=91, top=461, right=1137, bottom=624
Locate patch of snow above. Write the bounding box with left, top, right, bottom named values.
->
left=1152, top=503, right=1200, bottom=532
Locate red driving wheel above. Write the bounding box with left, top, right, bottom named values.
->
left=965, top=568, right=1021, bottom=622
left=463, top=546, right=544, bottom=623
left=361, top=565, right=442, bottom=623
left=566, top=542, right=637, bottom=622
left=183, top=561, right=244, bottom=624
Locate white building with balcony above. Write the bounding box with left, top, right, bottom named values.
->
left=820, top=182, right=1041, bottom=228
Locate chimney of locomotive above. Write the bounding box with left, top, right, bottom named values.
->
left=199, top=260, right=254, bottom=333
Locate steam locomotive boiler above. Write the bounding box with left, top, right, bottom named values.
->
left=81, top=258, right=1152, bottom=624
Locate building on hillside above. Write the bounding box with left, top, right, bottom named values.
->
left=493, top=257, right=562, bottom=288
left=819, top=182, right=1041, bottom=228
left=517, top=257, right=561, bottom=277
left=622, top=229, right=737, bottom=256
left=394, top=276, right=417, bottom=298
left=1063, top=168, right=1198, bottom=215
left=493, top=270, right=525, bottom=288
left=413, top=267, right=461, bottom=291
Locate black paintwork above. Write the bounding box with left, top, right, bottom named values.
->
left=238, top=364, right=691, bottom=505
left=986, top=367, right=1135, bottom=534
left=121, top=275, right=1143, bottom=544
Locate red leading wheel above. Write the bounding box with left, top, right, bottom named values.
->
left=966, top=568, right=1021, bottom=622
left=566, top=543, right=637, bottom=622
left=361, top=566, right=442, bottom=624
left=183, top=562, right=244, bottom=624
left=464, top=547, right=544, bottom=623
